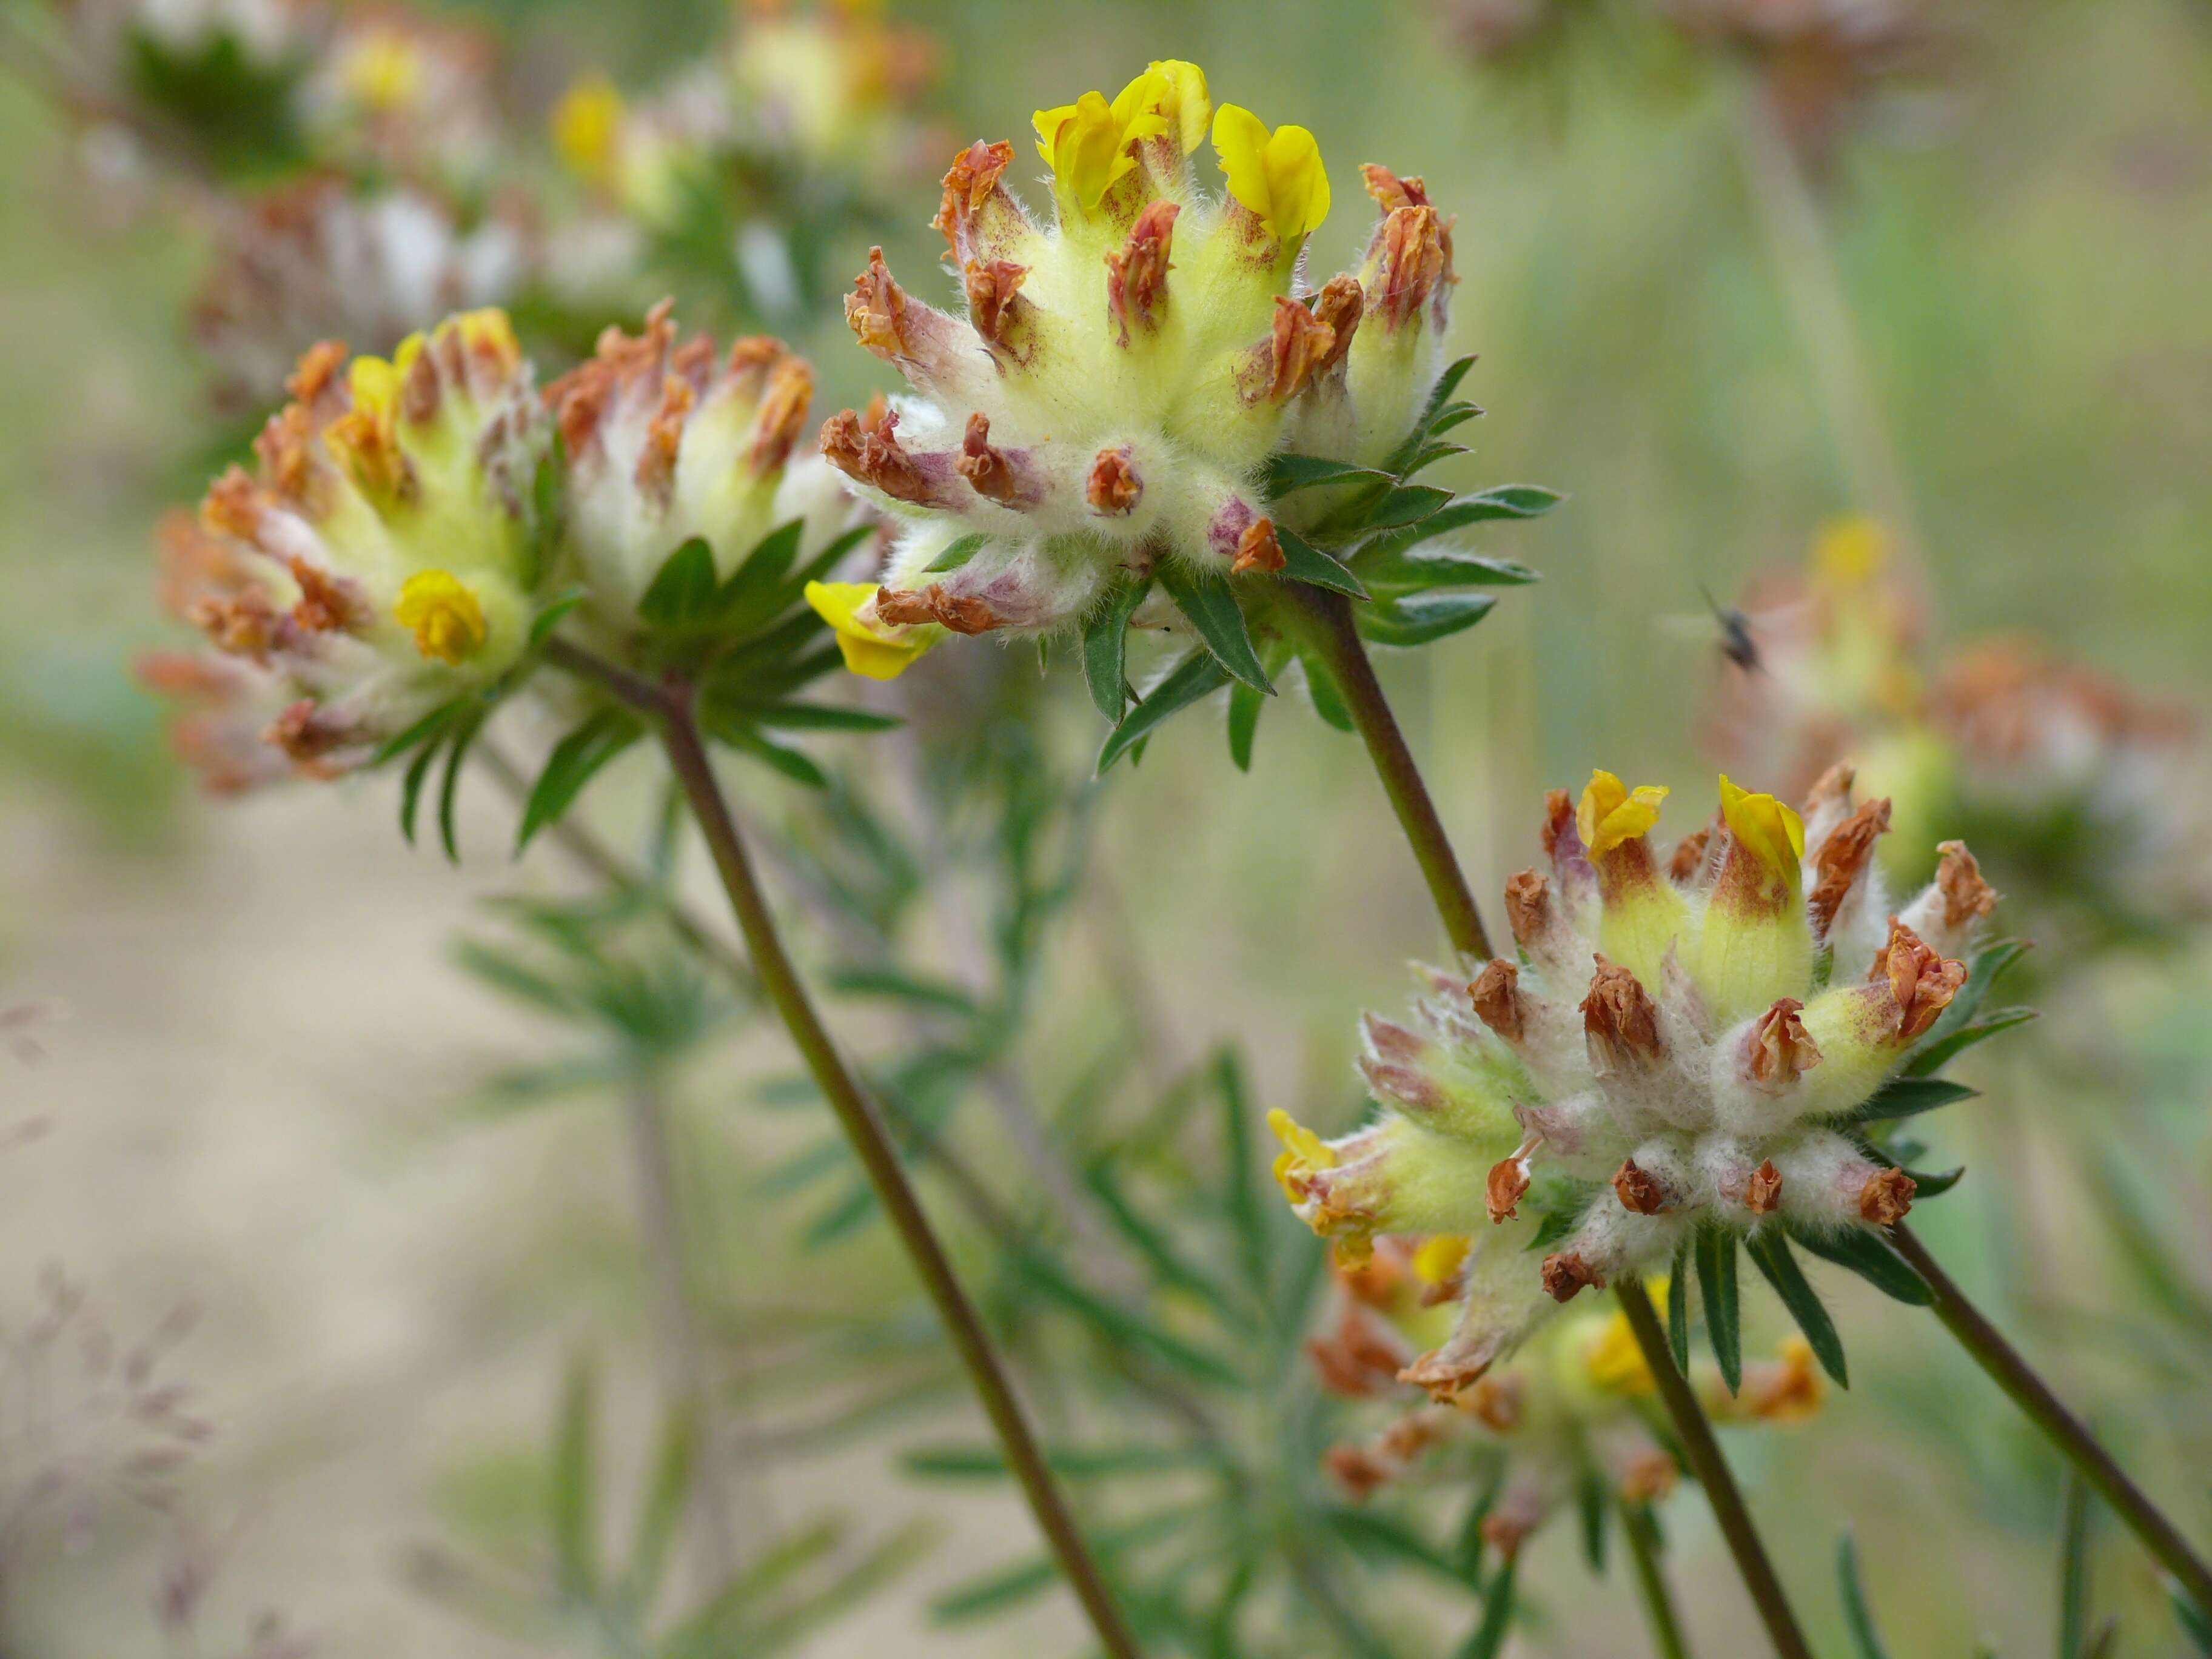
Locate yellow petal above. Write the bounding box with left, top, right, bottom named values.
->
left=394, top=569, right=488, bottom=665
left=552, top=75, right=625, bottom=185
left=1212, top=103, right=1329, bottom=243
left=1412, top=1233, right=1469, bottom=1287
left=1145, top=59, right=1212, bottom=155
left=1032, top=88, right=1139, bottom=209
left=1718, top=774, right=1805, bottom=882
left=1577, top=769, right=1669, bottom=857
left=804, top=580, right=939, bottom=681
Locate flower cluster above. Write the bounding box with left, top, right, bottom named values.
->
left=1313, top=1244, right=1820, bottom=1554
left=143, top=311, right=550, bottom=783
left=1270, top=765, right=1997, bottom=1396
left=806, top=58, right=1460, bottom=665
left=545, top=300, right=853, bottom=626
left=1709, top=518, right=2200, bottom=935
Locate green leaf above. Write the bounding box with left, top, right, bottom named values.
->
left=437, top=709, right=484, bottom=864
left=1909, top=938, right=2029, bottom=1059
left=1846, top=1075, right=1978, bottom=1123
left=515, top=710, right=642, bottom=853
left=1788, top=1225, right=1932, bottom=1305
left=1098, top=650, right=1230, bottom=773
left=1353, top=494, right=1558, bottom=566
left=1578, top=1472, right=1609, bottom=1573
left=1273, top=526, right=1370, bottom=598
left=399, top=731, right=443, bottom=845
left=2060, top=1469, right=2093, bottom=1659
left=1227, top=681, right=1262, bottom=771
left=1666, top=1239, right=1691, bottom=1371
left=1355, top=591, right=1497, bottom=648
left=1293, top=645, right=1356, bottom=731
left=2173, top=1582, right=2212, bottom=1653
left=711, top=518, right=805, bottom=618
left=1081, top=575, right=1151, bottom=721
left=1460, top=483, right=1562, bottom=518
left=372, top=697, right=461, bottom=768
left=1905, top=1007, right=2037, bottom=1078
left=923, top=531, right=990, bottom=574
left=1362, top=548, right=1540, bottom=592
left=1746, top=1229, right=1848, bottom=1386
left=1323, top=1507, right=1464, bottom=1587
left=725, top=725, right=828, bottom=788
left=1159, top=565, right=1272, bottom=691
left=783, top=522, right=879, bottom=596
left=1361, top=484, right=1455, bottom=531
left=528, top=587, right=588, bottom=648
left=1427, top=401, right=1483, bottom=438
left=523, top=431, right=565, bottom=591
left=622, top=1405, right=697, bottom=1607
left=1265, top=453, right=1393, bottom=495
left=825, top=967, right=979, bottom=1017
left=1213, top=1050, right=1270, bottom=1300
left=551, top=1358, right=598, bottom=1600
left=1008, top=1245, right=1245, bottom=1388
left=1404, top=440, right=1470, bottom=477
left=637, top=536, right=720, bottom=629
left=1696, top=1228, right=1741, bottom=1395
left=1905, top=1164, right=1966, bottom=1199
left=903, top=1444, right=1201, bottom=1481
left=1456, top=1555, right=1518, bottom=1659
left=1837, top=1533, right=1892, bottom=1659
left=740, top=700, right=902, bottom=732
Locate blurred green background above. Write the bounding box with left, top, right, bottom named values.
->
left=1, top=0, right=2208, bottom=1653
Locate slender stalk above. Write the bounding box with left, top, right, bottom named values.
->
left=1731, top=78, right=1924, bottom=559
left=546, top=639, right=1141, bottom=1658
left=622, top=1073, right=742, bottom=1583
left=1889, top=1224, right=2212, bottom=1616
left=1615, top=1280, right=1813, bottom=1659
left=1277, top=585, right=1493, bottom=960
left=1618, top=1499, right=1693, bottom=1659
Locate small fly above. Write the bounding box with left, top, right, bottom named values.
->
left=1658, top=586, right=1803, bottom=675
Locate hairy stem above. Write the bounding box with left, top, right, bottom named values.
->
left=568, top=650, right=1139, bottom=1657
left=1618, top=1498, right=1694, bottom=1659
left=1615, top=1280, right=1812, bottom=1659
left=1278, top=585, right=1493, bottom=960
left=1889, top=1224, right=2212, bottom=1616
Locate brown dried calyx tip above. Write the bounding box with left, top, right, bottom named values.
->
left=1310, top=275, right=1362, bottom=375
left=1667, top=825, right=1714, bottom=885
left=1612, top=1158, right=1671, bottom=1215
left=283, top=555, right=363, bottom=634
left=1230, top=517, right=1284, bottom=575
left=1858, top=1166, right=1916, bottom=1226
left=1460, top=1373, right=1523, bottom=1432
left=1085, top=446, right=1141, bottom=517
left=957, top=411, right=1017, bottom=502
left=1541, top=1250, right=1605, bottom=1302
left=1540, top=789, right=1575, bottom=856
left=1322, top=1443, right=1395, bottom=1500
left=1582, top=956, right=1665, bottom=1069
left=285, top=338, right=347, bottom=405
left=931, top=138, right=1013, bottom=253
left=1808, top=796, right=1892, bottom=934
left=1744, top=1159, right=1783, bottom=1216
left=963, top=258, right=1028, bottom=350
left=1503, top=868, right=1549, bottom=946
left=1806, top=761, right=1857, bottom=816
left=1261, top=295, right=1337, bottom=403
left=749, top=357, right=813, bottom=475
left=1468, top=958, right=1524, bottom=1042
left=843, top=246, right=913, bottom=361
left=820, top=403, right=933, bottom=504
left=1104, top=199, right=1176, bottom=343
left=1876, top=919, right=1968, bottom=1042
left=1747, top=996, right=1822, bottom=1088
left=1485, top=1147, right=1531, bottom=1224
left=874, top=584, right=1004, bottom=636
left=1936, top=840, right=1999, bottom=930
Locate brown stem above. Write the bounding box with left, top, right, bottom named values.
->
left=570, top=651, right=1139, bottom=1657
left=1278, top=585, right=1493, bottom=959
left=1889, top=1224, right=2212, bottom=1616
left=1615, top=1280, right=1813, bottom=1659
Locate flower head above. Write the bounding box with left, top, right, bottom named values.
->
left=1273, top=768, right=1999, bottom=1396
left=814, top=60, right=1461, bottom=663
left=546, top=301, right=859, bottom=623
left=146, top=313, right=551, bottom=782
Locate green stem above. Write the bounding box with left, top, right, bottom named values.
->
left=1618, top=1499, right=1694, bottom=1659
left=1889, top=1224, right=2212, bottom=1617
left=1278, top=585, right=1493, bottom=960
left=545, top=642, right=1141, bottom=1657
left=1615, top=1281, right=1813, bottom=1659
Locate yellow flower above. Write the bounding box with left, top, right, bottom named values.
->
left=1581, top=1296, right=1658, bottom=1395
left=552, top=75, right=626, bottom=187
left=1142, top=59, right=1212, bottom=155
left=1412, top=1233, right=1470, bottom=1289
left=1267, top=1106, right=1336, bottom=1203
left=1811, top=514, right=1889, bottom=588
left=1577, top=770, right=1669, bottom=857
left=804, top=581, right=939, bottom=680
left=340, top=28, right=426, bottom=115
left=395, top=570, right=489, bottom=665
left=1212, top=103, right=1330, bottom=243
left=1718, top=774, right=1806, bottom=883
left=1033, top=65, right=1182, bottom=210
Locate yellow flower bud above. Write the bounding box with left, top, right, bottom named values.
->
left=1577, top=770, right=1669, bottom=857
left=395, top=569, right=489, bottom=665
left=1211, top=103, right=1330, bottom=244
